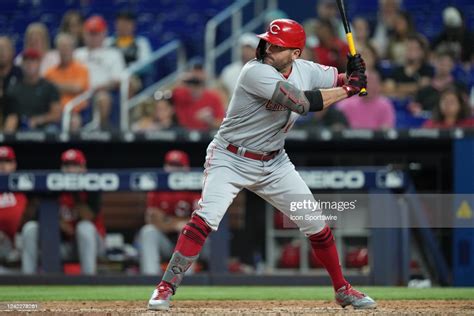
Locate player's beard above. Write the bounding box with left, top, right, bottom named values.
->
left=265, top=55, right=293, bottom=73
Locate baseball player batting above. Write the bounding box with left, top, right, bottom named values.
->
left=148, top=19, right=375, bottom=310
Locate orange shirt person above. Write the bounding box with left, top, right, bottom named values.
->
left=45, top=33, right=89, bottom=112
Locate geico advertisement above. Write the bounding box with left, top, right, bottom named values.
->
left=168, top=172, right=203, bottom=190
left=44, top=171, right=366, bottom=191
left=299, top=170, right=365, bottom=189
left=167, top=171, right=365, bottom=190
left=46, top=173, right=120, bottom=191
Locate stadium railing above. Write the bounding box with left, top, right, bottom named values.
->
left=204, top=0, right=278, bottom=80
left=119, top=40, right=187, bottom=132
left=61, top=40, right=188, bottom=134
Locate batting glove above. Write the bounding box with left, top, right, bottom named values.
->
left=342, top=71, right=367, bottom=97
left=346, top=54, right=366, bottom=77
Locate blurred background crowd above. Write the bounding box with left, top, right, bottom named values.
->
left=0, top=0, right=473, bottom=278
left=0, top=0, right=472, bottom=135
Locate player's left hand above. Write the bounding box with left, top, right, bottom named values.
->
left=346, top=54, right=366, bottom=77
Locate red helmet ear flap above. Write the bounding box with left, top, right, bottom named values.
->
left=256, top=39, right=267, bottom=60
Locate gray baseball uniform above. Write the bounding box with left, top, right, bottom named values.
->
left=194, top=58, right=338, bottom=235
left=218, top=59, right=337, bottom=151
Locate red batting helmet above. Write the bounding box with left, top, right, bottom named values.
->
left=257, top=19, right=306, bottom=50
left=164, top=150, right=190, bottom=167
left=0, top=146, right=16, bottom=161
left=61, top=149, right=86, bottom=166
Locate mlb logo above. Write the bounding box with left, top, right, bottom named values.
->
left=131, top=173, right=158, bottom=191
left=9, top=173, right=35, bottom=191
left=376, top=170, right=404, bottom=189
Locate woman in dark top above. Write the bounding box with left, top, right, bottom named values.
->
left=423, top=87, right=474, bottom=129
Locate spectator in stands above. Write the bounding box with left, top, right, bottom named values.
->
left=105, top=10, right=152, bottom=68
left=74, top=15, right=126, bottom=131
left=409, top=51, right=468, bottom=116
left=0, top=36, right=22, bottom=130
left=440, top=7, right=474, bottom=100
left=432, top=6, right=473, bottom=64
left=131, top=99, right=155, bottom=132
left=139, top=150, right=201, bottom=275
left=316, top=0, right=345, bottom=40
left=313, top=19, right=350, bottom=72
left=4, top=49, right=61, bottom=132
left=423, top=87, right=474, bottom=128
left=316, top=107, right=349, bottom=131
left=352, top=17, right=372, bottom=53
left=385, top=11, right=415, bottom=65
left=301, top=20, right=317, bottom=61
left=219, top=33, right=259, bottom=97
left=44, top=33, right=89, bottom=130
left=172, top=63, right=225, bottom=131
left=337, top=71, right=395, bottom=129
left=0, top=146, right=28, bottom=269
left=372, top=0, right=403, bottom=58
left=15, top=22, right=59, bottom=76
left=22, top=149, right=106, bottom=275
left=132, top=91, right=180, bottom=132
left=60, top=10, right=85, bottom=48
left=358, top=43, right=382, bottom=77
left=299, top=107, right=348, bottom=131
left=300, top=44, right=315, bottom=62
left=383, top=34, right=434, bottom=99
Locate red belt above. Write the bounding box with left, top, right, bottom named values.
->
left=226, top=144, right=279, bottom=161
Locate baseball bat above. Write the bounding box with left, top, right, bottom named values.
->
left=336, top=0, right=368, bottom=96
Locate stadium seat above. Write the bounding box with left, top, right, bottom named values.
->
left=1, top=0, right=20, bottom=11
left=0, top=0, right=233, bottom=55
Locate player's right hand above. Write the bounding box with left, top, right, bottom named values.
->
left=342, top=71, right=367, bottom=97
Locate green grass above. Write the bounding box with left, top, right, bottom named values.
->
left=0, top=286, right=473, bottom=301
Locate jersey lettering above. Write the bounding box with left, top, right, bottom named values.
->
left=265, top=100, right=287, bottom=111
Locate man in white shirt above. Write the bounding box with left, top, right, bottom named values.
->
left=74, top=15, right=126, bottom=131
left=219, top=33, right=259, bottom=97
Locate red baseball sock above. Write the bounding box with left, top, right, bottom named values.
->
left=309, top=225, right=348, bottom=291
left=158, top=215, right=212, bottom=291
left=175, top=214, right=212, bottom=257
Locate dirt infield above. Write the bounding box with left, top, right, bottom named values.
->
left=2, top=300, right=473, bottom=315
